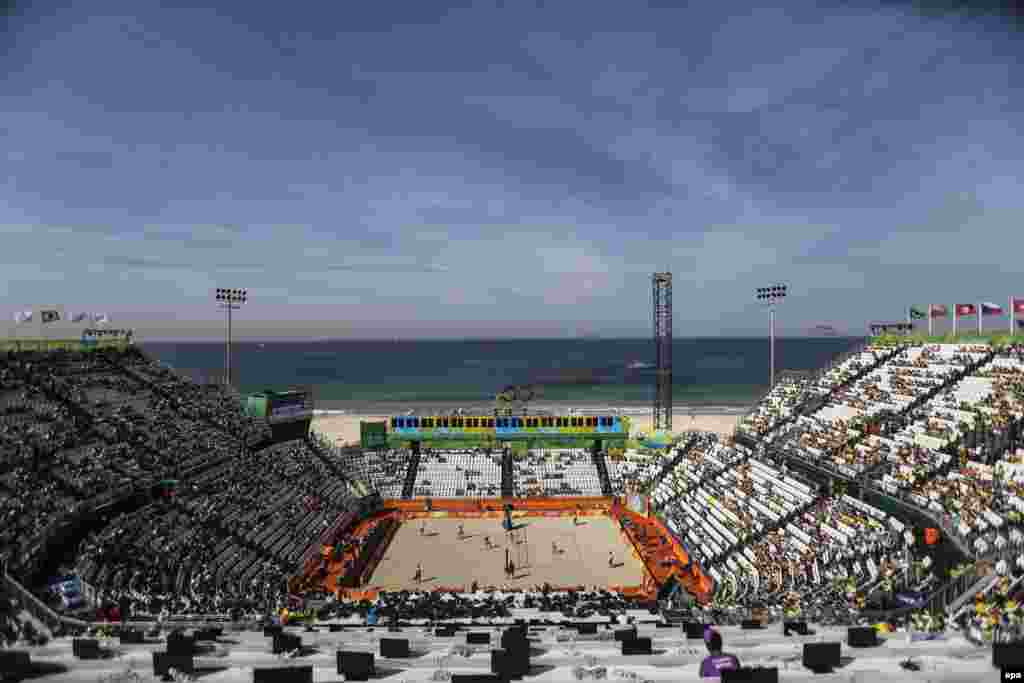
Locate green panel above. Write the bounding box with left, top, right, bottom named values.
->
left=361, top=421, right=388, bottom=449
left=244, top=395, right=270, bottom=419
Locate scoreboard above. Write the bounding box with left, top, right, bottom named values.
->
left=268, top=391, right=313, bottom=422
left=384, top=414, right=629, bottom=443
left=245, top=389, right=314, bottom=423
left=494, top=415, right=628, bottom=440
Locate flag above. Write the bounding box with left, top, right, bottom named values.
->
left=40, top=310, right=61, bottom=324
left=1014, top=299, right=1024, bottom=316
left=955, top=304, right=977, bottom=318
left=13, top=311, right=32, bottom=324
left=981, top=302, right=1004, bottom=316
left=71, top=312, right=90, bottom=323
left=909, top=306, right=927, bottom=320
left=929, top=305, right=948, bottom=318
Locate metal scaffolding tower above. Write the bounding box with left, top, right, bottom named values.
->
left=653, top=272, right=673, bottom=432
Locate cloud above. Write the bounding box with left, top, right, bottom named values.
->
left=2, top=2, right=1023, bottom=336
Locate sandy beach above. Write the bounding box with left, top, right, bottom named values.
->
left=310, top=411, right=741, bottom=447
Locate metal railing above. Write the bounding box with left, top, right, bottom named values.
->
left=1, top=568, right=89, bottom=632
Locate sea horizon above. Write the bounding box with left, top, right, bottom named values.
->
left=140, top=334, right=863, bottom=343
left=140, top=336, right=861, bottom=411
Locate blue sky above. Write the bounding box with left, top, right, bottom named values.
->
left=2, top=1, right=1023, bottom=340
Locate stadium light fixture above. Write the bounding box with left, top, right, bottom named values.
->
left=756, top=284, right=788, bottom=389
left=215, top=288, right=247, bottom=387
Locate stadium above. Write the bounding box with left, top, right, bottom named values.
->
left=0, top=329, right=1023, bottom=683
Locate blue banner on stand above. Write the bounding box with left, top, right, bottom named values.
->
left=895, top=592, right=926, bottom=608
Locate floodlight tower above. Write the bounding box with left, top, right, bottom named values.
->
left=756, top=284, right=787, bottom=389
left=653, top=272, right=673, bottom=432
left=215, top=288, right=247, bottom=386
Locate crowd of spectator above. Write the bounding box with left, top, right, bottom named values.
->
left=414, top=450, right=502, bottom=498
left=744, top=345, right=899, bottom=446
left=738, top=375, right=813, bottom=438
left=606, top=448, right=675, bottom=494
left=784, top=345, right=991, bottom=476
left=315, top=585, right=639, bottom=623
left=333, top=448, right=409, bottom=499
left=10, top=338, right=1024, bottom=632
left=647, top=436, right=747, bottom=511
left=71, top=438, right=358, bottom=620
left=513, top=449, right=604, bottom=497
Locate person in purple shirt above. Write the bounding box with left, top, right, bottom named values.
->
left=699, top=630, right=740, bottom=678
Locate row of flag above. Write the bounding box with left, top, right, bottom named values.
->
left=908, top=301, right=1024, bottom=319
left=12, top=311, right=110, bottom=325
left=907, top=298, right=1024, bottom=335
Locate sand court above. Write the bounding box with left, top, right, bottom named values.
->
left=368, top=515, right=645, bottom=591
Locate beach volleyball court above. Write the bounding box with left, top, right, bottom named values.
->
left=367, top=515, right=644, bottom=591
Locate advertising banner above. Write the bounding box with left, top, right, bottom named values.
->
left=894, top=592, right=927, bottom=609
left=48, top=576, right=84, bottom=609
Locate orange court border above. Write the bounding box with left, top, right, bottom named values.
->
left=294, top=496, right=713, bottom=604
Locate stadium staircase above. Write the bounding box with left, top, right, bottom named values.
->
left=98, top=350, right=255, bottom=450
left=401, top=451, right=421, bottom=499
left=947, top=573, right=1001, bottom=617
left=708, top=494, right=822, bottom=567
left=771, top=345, right=997, bottom=480
left=501, top=448, right=514, bottom=498
left=738, top=341, right=905, bottom=448
left=653, top=434, right=699, bottom=485
left=855, top=346, right=998, bottom=481
left=655, top=447, right=753, bottom=512
left=167, top=497, right=291, bottom=570
left=305, top=435, right=360, bottom=483
left=7, top=360, right=167, bottom=504
left=591, top=448, right=613, bottom=496
left=754, top=345, right=1002, bottom=577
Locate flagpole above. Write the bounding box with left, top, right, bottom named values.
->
left=953, top=305, right=957, bottom=337
left=979, top=302, right=983, bottom=336
left=1012, top=296, right=1016, bottom=337
left=928, top=306, right=933, bottom=336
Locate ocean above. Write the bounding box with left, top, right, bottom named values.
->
left=139, top=337, right=863, bottom=414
